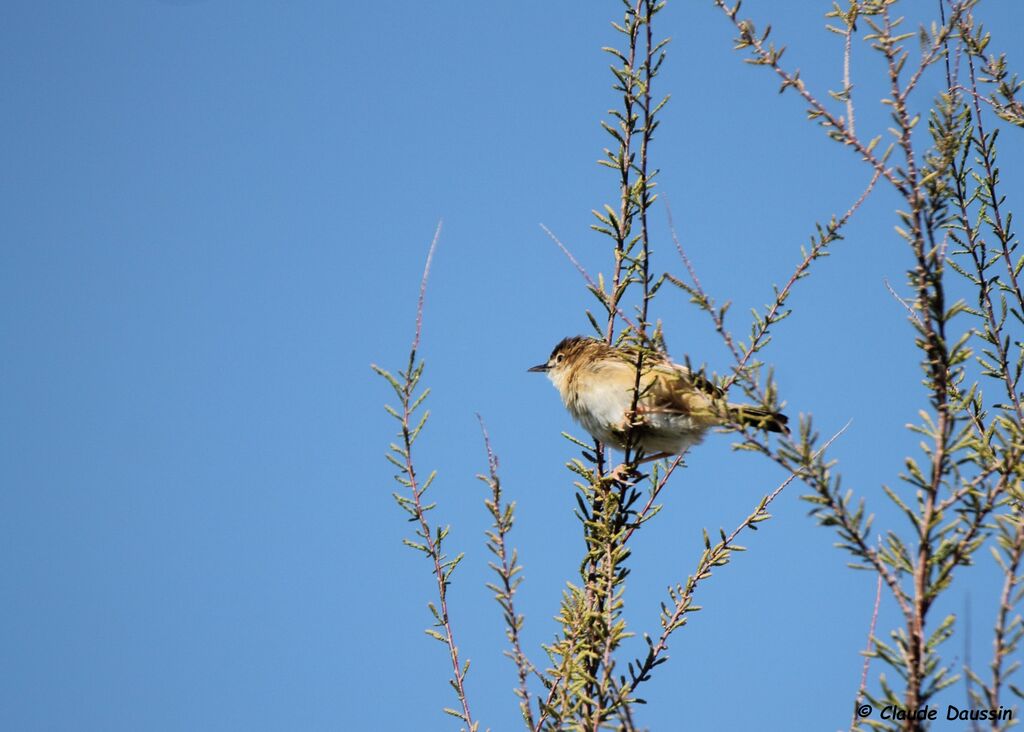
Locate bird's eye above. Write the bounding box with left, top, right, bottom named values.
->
left=556, top=353, right=564, bottom=363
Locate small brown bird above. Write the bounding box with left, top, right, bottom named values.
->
left=529, top=336, right=788, bottom=461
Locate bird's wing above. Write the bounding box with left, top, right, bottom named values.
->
left=640, top=362, right=724, bottom=418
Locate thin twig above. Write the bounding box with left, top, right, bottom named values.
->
left=965, top=35, right=1024, bottom=361
left=379, top=224, right=477, bottom=729
left=666, top=202, right=742, bottom=364
left=899, top=2, right=966, bottom=103
left=622, top=456, right=684, bottom=545
left=986, top=514, right=1024, bottom=718
left=851, top=571, right=884, bottom=732
left=669, top=166, right=882, bottom=391
left=883, top=276, right=924, bottom=327
left=412, top=220, right=442, bottom=355
left=605, top=5, right=642, bottom=346
left=540, top=223, right=642, bottom=336
left=712, top=0, right=905, bottom=195
left=842, top=7, right=856, bottom=138
left=753, top=438, right=916, bottom=620
left=628, top=422, right=851, bottom=695
left=477, top=415, right=537, bottom=730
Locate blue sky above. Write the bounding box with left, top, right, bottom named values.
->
left=2, top=1, right=1023, bottom=730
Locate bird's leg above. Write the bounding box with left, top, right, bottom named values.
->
left=608, top=452, right=674, bottom=484
left=607, top=463, right=636, bottom=484
left=636, top=451, right=673, bottom=465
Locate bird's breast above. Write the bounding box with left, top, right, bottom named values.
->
left=566, top=372, right=634, bottom=439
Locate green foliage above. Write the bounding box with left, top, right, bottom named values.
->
left=373, top=227, right=479, bottom=732
left=708, top=1, right=1023, bottom=728
left=374, top=2, right=1023, bottom=730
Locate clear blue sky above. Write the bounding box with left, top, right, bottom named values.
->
left=2, top=2, right=1022, bottom=730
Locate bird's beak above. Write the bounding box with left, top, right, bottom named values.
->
left=528, top=363, right=550, bottom=373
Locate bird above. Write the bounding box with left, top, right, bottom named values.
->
left=529, top=336, right=788, bottom=465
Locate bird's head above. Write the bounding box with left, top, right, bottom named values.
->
left=529, top=336, right=605, bottom=391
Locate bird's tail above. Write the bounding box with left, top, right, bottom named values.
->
left=727, top=404, right=790, bottom=434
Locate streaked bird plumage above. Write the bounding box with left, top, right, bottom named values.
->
left=530, top=336, right=788, bottom=457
